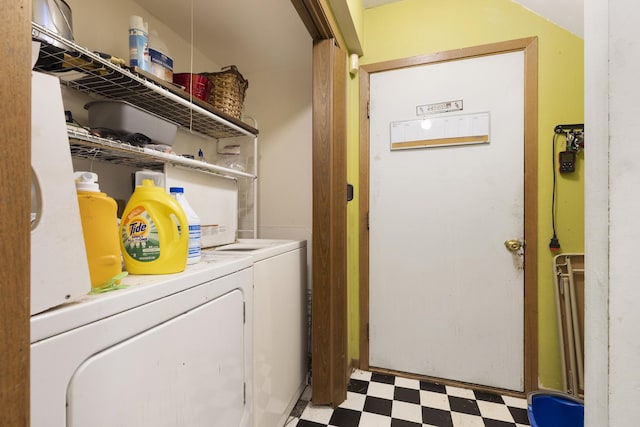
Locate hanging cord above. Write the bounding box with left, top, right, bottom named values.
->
left=189, top=0, right=194, bottom=131
left=549, top=132, right=561, bottom=251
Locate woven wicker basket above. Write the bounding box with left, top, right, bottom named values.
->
left=203, top=65, right=248, bottom=119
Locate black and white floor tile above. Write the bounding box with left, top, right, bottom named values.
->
left=286, top=370, right=530, bottom=427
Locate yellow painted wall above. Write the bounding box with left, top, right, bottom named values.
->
left=346, top=0, right=584, bottom=390
left=347, top=61, right=361, bottom=364
left=346, top=0, right=364, bottom=46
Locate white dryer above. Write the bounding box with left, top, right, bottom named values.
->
left=31, top=250, right=254, bottom=427
left=214, top=239, right=308, bottom=427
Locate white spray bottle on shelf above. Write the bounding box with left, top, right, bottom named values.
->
left=129, top=15, right=149, bottom=71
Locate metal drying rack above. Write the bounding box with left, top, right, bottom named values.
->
left=32, top=22, right=258, bottom=182
left=67, top=128, right=256, bottom=180
left=32, top=22, right=259, bottom=236
left=553, top=253, right=585, bottom=398
left=31, top=22, right=258, bottom=140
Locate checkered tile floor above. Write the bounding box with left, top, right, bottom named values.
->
left=286, top=370, right=530, bottom=427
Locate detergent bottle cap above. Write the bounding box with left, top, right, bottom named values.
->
left=74, top=171, right=100, bottom=192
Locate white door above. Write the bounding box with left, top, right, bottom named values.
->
left=369, top=51, right=525, bottom=391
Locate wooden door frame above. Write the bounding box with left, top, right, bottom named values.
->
left=310, top=37, right=348, bottom=406
left=359, top=37, right=539, bottom=395
left=292, top=0, right=350, bottom=406
left=1, top=1, right=32, bottom=425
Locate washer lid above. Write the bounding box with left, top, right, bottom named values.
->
left=30, top=251, right=252, bottom=342
left=214, top=239, right=306, bottom=262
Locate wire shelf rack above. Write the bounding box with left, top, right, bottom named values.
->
left=68, top=128, right=257, bottom=180
left=32, top=22, right=258, bottom=140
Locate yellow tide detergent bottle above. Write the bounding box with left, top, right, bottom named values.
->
left=120, top=179, right=189, bottom=274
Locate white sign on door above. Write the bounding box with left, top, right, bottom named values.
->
left=390, top=111, right=490, bottom=150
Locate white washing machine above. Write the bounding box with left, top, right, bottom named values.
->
left=31, top=250, right=254, bottom=427
left=214, top=239, right=308, bottom=427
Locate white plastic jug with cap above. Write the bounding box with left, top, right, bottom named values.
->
left=170, top=187, right=201, bottom=264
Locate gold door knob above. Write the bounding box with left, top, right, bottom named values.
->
left=504, top=239, right=522, bottom=252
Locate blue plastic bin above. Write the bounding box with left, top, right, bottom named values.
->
left=527, top=391, right=584, bottom=427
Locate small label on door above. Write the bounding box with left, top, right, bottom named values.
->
left=416, top=100, right=463, bottom=115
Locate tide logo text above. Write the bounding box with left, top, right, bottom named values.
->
left=128, top=221, right=148, bottom=235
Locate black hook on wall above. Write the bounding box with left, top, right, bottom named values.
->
left=554, top=123, right=584, bottom=134
left=555, top=123, right=585, bottom=151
